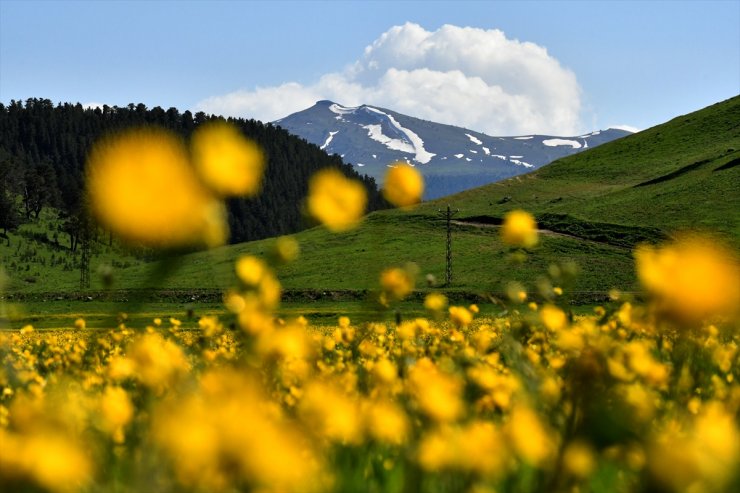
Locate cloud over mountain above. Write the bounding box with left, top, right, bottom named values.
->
left=195, top=23, right=582, bottom=136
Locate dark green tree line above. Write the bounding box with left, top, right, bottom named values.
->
left=0, top=98, right=387, bottom=246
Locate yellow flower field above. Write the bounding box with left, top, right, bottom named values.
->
left=1, top=273, right=739, bottom=492
left=1, top=126, right=738, bottom=493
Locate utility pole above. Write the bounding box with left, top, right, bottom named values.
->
left=437, top=204, right=459, bottom=286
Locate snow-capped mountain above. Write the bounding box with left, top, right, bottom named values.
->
left=274, top=101, right=632, bottom=199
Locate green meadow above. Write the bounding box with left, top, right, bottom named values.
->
left=1, top=96, right=738, bottom=329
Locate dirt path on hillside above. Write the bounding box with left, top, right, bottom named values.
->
left=450, top=219, right=630, bottom=249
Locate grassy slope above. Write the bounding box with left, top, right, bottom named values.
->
left=0, top=208, right=147, bottom=292
left=3, top=97, right=738, bottom=298
left=422, top=96, right=740, bottom=244
left=114, top=213, right=633, bottom=295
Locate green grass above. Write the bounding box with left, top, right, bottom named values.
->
left=2, top=296, right=603, bottom=332
left=2, top=96, right=738, bottom=304
left=2, top=297, right=537, bottom=331
left=0, top=207, right=147, bottom=292
left=103, top=212, right=633, bottom=298
left=417, top=96, right=740, bottom=246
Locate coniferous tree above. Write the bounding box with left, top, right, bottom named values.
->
left=0, top=98, right=389, bottom=245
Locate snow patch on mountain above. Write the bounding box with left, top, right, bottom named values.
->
left=363, top=124, right=416, bottom=154
left=465, top=133, right=483, bottom=145
left=543, top=139, right=582, bottom=149
left=329, top=103, right=357, bottom=116
left=515, top=136, right=533, bottom=140
left=364, top=106, right=436, bottom=164
left=321, top=131, right=338, bottom=150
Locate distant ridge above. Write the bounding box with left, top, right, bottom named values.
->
left=275, top=100, right=631, bottom=199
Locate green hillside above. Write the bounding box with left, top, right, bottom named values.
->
left=417, top=95, right=740, bottom=245
left=3, top=97, right=738, bottom=299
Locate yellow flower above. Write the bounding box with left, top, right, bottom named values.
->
left=191, top=121, right=265, bottom=197
left=383, top=162, right=424, bottom=207
left=0, top=430, right=91, bottom=493
left=271, top=236, right=300, bottom=263
left=449, top=305, right=473, bottom=328
left=372, top=359, right=398, bottom=385
left=635, top=236, right=740, bottom=323
left=506, top=282, right=527, bottom=303
left=649, top=402, right=740, bottom=492
left=424, top=293, right=448, bottom=312
left=417, top=422, right=507, bottom=475
left=128, top=333, right=190, bottom=390
left=563, top=440, right=596, bottom=478
left=540, top=304, right=567, bottom=332
left=299, top=381, right=362, bottom=444
left=86, top=127, right=226, bottom=247
left=257, top=324, right=313, bottom=361
left=408, top=359, right=463, bottom=422
left=154, top=370, right=324, bottom=492
left=306, top=168, right=367, bottom=232
left=380, top=267, right=415, bottom=302
left=99, top=386, right=134, bottom=442
left=501, top=209, right=538, bottom=248
left=364, top=400, right=409, bottom=445
left=236, top=256, right=268, bottom=287
left=506, top=406, right=554, bottom=466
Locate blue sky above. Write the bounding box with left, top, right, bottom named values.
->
left=1, top=0, right=738, bottom=135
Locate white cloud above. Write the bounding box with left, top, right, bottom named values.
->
left=195, top=23, right=583, bottom=135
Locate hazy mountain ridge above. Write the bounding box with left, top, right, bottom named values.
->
left=275, top=100, right=631, bottom=199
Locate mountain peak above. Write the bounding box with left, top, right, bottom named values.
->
left=274, top=103, right=630, bottom=199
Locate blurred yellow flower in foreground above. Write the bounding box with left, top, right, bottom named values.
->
left=635, top=236, right=740, bottom=323
left=649, top=401, right=740, bottom=492
left=236, top=255, right=269, bottom=287
left=191, top=121, right=265, bottom=197
left=127, top=333, right=190, bottom=390
left=408, top=359, right=463, bottom=422
left=506, top=406, right=555, bottom=466
left=86, top=127, right=226, bottom=248
left=540, top=304, right=567, bottom=332
left=272, top=236, right=300, bottom=263
left=99, top=386, right=134, bottom=443
left=424, top=292, right=448, bottom=312
left=449, top=305, right=473, bottom=328
left=380, top=267, right=415, bottom=302
left=383, top=162, right=424, bottom=208
left=562, top=440, right=596, bottom=478
left=0, top=429, right=91, bottom=493
left=307, top=168, right=367, bottom=232
left=501, top=210, right=538, bottom=248
left=418, top=421, right=506, bottom=475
